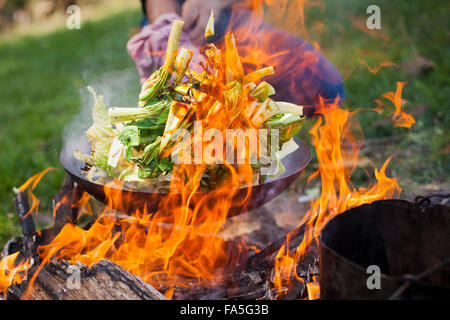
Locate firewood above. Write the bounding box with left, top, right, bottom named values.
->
left=246, top=223, right=306, bottom=269
left=3, top=173, right=318, bottom=300
left=6, top=259, right=167, bottom=300
left=13, top=188, right=38, bottom=263
left=52, top=175, right=83, bottom=234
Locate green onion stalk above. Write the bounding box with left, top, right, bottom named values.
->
left=108, top=99, right=171, bottom=124
left=138, top=20, right=185, bottom=106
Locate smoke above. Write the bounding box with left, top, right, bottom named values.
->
left=61, top=68, right=140, bottom=163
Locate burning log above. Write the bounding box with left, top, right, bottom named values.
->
left=3, top=165, right=320, bottom=301
left=6, top=259, right=167, bottom=300
left=140, top=206, right=319, bottom=300
left=247, top=223, right=306, bottom=269
left=244, top=217, right=319, bottom=299
left=4, top=175, right=83, bottom=260
left=2, top=164, right=319, bottom=301
left=52, top=175, right=83, bottom=236
left=2, top=175, right=163, bottom=300
left=12, top=188, right=37, bottom=262
left=168, top=242, right=318, bottom=300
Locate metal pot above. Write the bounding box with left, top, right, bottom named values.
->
left=319, top=199, right=450, bottom=299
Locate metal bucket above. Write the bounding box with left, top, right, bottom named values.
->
left=319, top=199, right=450, bottom=299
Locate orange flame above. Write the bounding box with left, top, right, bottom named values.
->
left=306, top=281, right=320, bottom=300
left=0, top=0, right=417, bottom=300
left=380, top=82, right=416, bottom=128
left=373, top=82, right=415, bottom=128
left=0, top=167, right=56, bottom=296
left=273, top=100, right=404, bottom=296
left=32, top=26, right=264, bottom=291
left=0, top=253, right=29, bottom=297
left=359, top=59, right=398, bottom=74
left=17, top=167, right=56, bottom=219
left=228, top=0, right=330, bottom=104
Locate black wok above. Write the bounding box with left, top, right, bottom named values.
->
left=60, top=136, right=311, bottom=218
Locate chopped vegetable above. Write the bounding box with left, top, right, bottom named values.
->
left=243, top=67, right=275, bottom=85
left=251, top=81, right=275, bottom=102
left=159, top=101, right=190, bottom=154
left=109, top=98, right=171, bottom=124
left=174, top=48, right=193, bottom=84
left=265, top=113, right=305, bottom=144
left=205, top=10, right=215, bottom=39
left=139, top=20, right=184, bottom=106
left=225, top=31, right=244, bottom=83
left=276, top=101, right=304, bottom=116
left=84, top=86, right=116, bottom=171
left=75, top=18, right=306, bottom=186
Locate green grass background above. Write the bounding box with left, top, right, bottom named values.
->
left=0, top=0, right=448, bottom=245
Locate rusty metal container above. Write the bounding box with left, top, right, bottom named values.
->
left=319, top=199, right=450, bottom=299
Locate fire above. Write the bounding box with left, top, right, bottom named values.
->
left=0, top=253, right=29, bottom=297
left=228, top=0, right=327, bottom=105
left=0, top=157, right=253, bottom=296
left=306, top=281, right=320, bottom=300
left=379, top=81, right=416, bottom=128
left=17, top=167, right=56, bottom=219
left=0, top=0, right=417, bottom=300
left=0, top=167, right=58, bottom=295
left=244, top=0, right=313, bottom=41
left=359, top=59, right=398, bottom=74
left=273, top=100, right=404, bottom=296
left=34, top=25, right=263, bottom=290
left=35, top=173, right=252, bottom=288
left=373, top=82, right=415, bottom=129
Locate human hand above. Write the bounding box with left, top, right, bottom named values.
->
left=181, top=0, right=239, bottom=44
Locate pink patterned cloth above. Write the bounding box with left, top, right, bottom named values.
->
left=127, top=13, right=203, bottom=84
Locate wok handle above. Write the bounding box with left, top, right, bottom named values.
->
left=303, top=103, right=340, bottom=117
left=303, top=105, right=317, bottom=117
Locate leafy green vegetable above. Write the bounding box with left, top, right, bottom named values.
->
left=138, top=139, right=162, bottom=165
left=119, top=126, right=140, bottom=147
left=75, top=19, right=306, bottom=188
left=139, top=67, right=170, bottom=103
left=135, top=139, right=173, bottom=179
left=251, top=81, right=275, bottom=102
left=108, top=98, right=171, bottom=124
left=265, top=113, right=305, bottom=144
left=125, top=109, right=168, bottom=147
left=139, top=20, right=184, bottom=105
left=85, top=86, right=116, bottom=171
left=129, top=111, right=168, bottom=130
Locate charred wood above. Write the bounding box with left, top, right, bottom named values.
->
left=52, top=175, right=82, bottom=235
left=13, top=188, right=38, bottom=262
left=6, top=259, right=167, bottom=300
left=247, top=223, right=306, bottom=269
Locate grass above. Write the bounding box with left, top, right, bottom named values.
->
left=0, top=7, right=142, bottom=244
left=0, top=0, right=448, bottom=245
left=297, top=0, right=449, bottom=195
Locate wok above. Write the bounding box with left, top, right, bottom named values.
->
left=60, top=135, right=311, bottom=218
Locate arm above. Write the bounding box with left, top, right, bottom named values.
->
left=145, top=0, right=181, bottom=23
